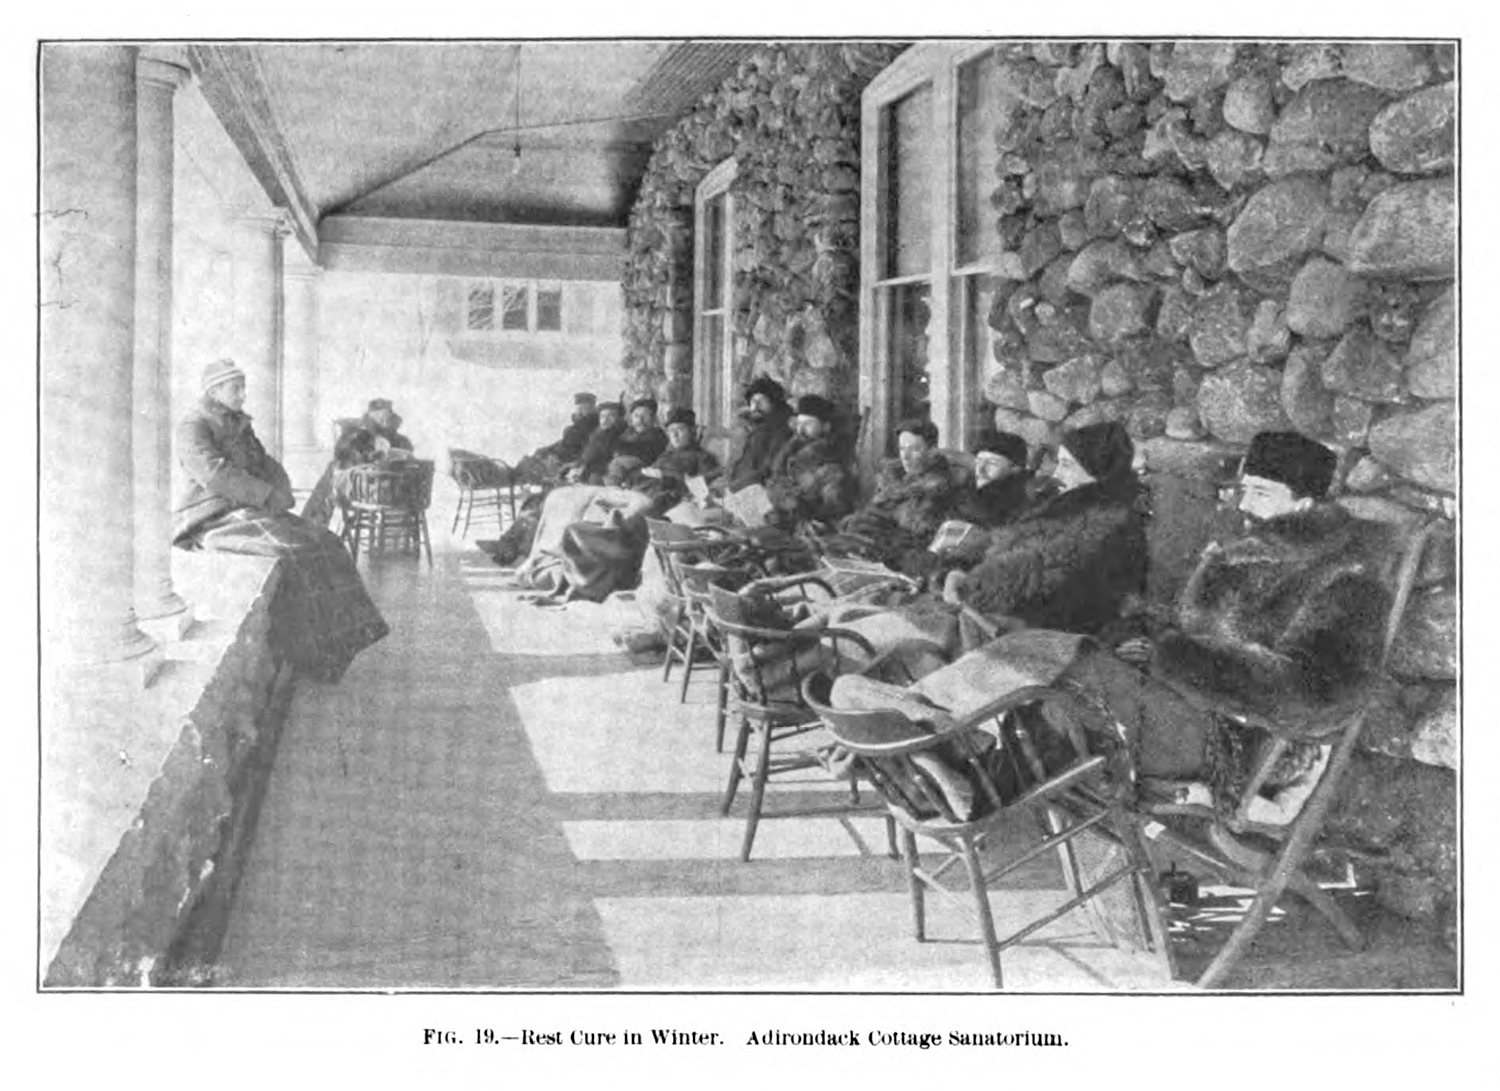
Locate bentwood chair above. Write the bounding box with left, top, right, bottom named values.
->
left=802, top=670, right=1171, bottom=989
left=341, top=460, right=435, bottom=567
left=448, top=449, right=518, bottom=538
left=644, top=519, right=752, bottom=697
left=708, top=584, right=891, bottom=862
left=1111, top=515, right=1445, bottom=988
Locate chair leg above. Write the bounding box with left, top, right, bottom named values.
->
left=661, top=606, right=681, bottom=682
left=713, top=658, right=729, bottom=753
left=678, top=625, right=697, bottom=703
left=452, top=491, right=465, bottom=535
left=420, top=512, right=433, bottom=567
left=721, top=713, right=751, bottom=816
left=1044, top=808, right=1115, bottom=947
left=960, top=835, right=1004, bottom=989
left=739, top=721, right=775, bottom=862
left=1123, top=816, right=1178, bottom=980
left=901, top=828, right=925, bottom=941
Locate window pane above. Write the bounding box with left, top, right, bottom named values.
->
left=960, top=273, right=1001, bottom=447
left=957, top=49, right=1005, bottom=268
left=884, top=85, right=933, bottom=278
left=466, top=285, right=494, bottom=331
left=536, top=287, right=563, bottom=331
left=884, top=281, right=932, bottom=441
left=705, top=194, right=726, bottom=308
left=501, top=285, right=529, bottom=330
left=702, top=314, right=725, bottom=422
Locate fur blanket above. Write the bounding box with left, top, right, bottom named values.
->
left=1155, top=504, right=1396, bottom=719
left=956, top=479, right=1147, bottom=635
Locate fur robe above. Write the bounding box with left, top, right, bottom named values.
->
left=725, top=406, right=794, bottom=491
left=764, top=434, right=857, bottom=531
left=1154, top=504, right=1396, bottom=721
left=956, top=477, right=1147, bottom=635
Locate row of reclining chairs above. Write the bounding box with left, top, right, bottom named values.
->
left=640, top=507, right=1443, bottom=990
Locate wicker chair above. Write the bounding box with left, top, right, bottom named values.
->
left=448, top=449, right=520, bottom=538
left=341, top=459, right=435, bottom=566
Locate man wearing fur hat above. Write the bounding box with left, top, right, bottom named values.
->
left=723, top=375, right=793, bottom=492
left=638, top=407, right=720, bottom=509
left=763, top=394, right=857, bottom=533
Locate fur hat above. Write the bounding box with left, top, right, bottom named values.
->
left=629, top=397, right=658, bottom=415
left=744, top=374, right=788, bottom=406
left=896, top=417, right=939, bottom=448
left=664, top=406, right=697, bottom=429
left=597, top=401, right=624, bottom=416
left=200, top=358, right=245, bottom=394
left=974, top=430, right=1028, bottom=467
left=574, top=391, right=597, bottom=406
left=1061, top=421, right=1135, bottom=483
left=367, top=397, right=394, bottom=413
left=1242, top=430, right=1337, bottom=499
left=795, top=394, right=836, bottom=423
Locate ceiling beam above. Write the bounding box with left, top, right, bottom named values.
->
left=187, top=44, right=319, bottom=261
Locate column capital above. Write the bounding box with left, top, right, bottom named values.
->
left=283, top=261, right=323, bottom=284
left=136, top=56, right=190, bottom=93
left=230, top=207, right=296, bottom=238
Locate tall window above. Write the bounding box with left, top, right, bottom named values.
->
left=694, top=158, right=737, bottom=431
left=861, top=43, right=1009, bottom=460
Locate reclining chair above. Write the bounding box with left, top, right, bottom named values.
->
left=802, top=669, right=1171, bottom=989
left=1117, top=515, right=1445, bottom=988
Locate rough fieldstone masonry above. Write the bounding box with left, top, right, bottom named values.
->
left=621, top=40, right=1458, bottom=929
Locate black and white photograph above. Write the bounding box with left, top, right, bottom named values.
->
left=24, top=17, right=1482, bottom=1083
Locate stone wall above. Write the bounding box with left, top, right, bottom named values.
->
left=620, top=42, right=901, bottom=410
left=967, top=41, right=1456, bottom=928
left=45, top=559, right=294, bottom=986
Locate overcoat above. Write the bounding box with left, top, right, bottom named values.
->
left=172, top=397, right=293, bottom=544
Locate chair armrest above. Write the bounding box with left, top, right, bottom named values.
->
left=745, top=572, right=836, bottom=598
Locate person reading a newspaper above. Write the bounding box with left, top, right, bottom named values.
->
left=762, top=394, right=858, bottom=535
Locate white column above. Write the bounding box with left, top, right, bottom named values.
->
left=132, top=54, right=190, bottom=622
left=40, top=44, right=155, bottom=663
left=281, top=259, right=323, bottom=454
left=232, top=210, right=291, bottom=458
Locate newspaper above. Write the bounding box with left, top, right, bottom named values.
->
left=720, top=483, right=774, bottom=528
left=928, top=518, right=978, bottom=553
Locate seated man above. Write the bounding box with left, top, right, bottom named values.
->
left=922, top=430, right=1035, bottom=574
left=334, top=397, right=414, bottom=468
left=612, top=397, right=669, bottom=468
left=530, top=391, right=599, bottom=470
left=175, top=360, right=388, bottom=682
left=834, top=417, right=957, bottom=576
left=722, top=375, right=794, bottom=493
left=763, top=394, right=858, bottom=535
left=638, top=406, right=720, bottom=513
left=948, top=420, right=1147, bottom=638
left=571, top=400, right=626, bottom=484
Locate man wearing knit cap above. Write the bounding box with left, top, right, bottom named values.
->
left=724, top=374, right=793, bottom=492
left=763, top=393, right=856, bottom=532
left=173, top=359, right=387, bottom=682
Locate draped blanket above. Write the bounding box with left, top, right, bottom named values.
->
left=196, top=512, right=389, bottom=682
left=515, top=484, right=654, bottom=601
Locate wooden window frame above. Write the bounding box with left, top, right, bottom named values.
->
left=693, top=157, right=738, bottom=431
left=860, top=41, right=1007, bottom=465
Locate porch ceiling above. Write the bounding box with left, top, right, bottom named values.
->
left=243, top=40, right=763, bottom=229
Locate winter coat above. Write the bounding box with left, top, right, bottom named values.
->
left=642, top=444, right=720, bottom=512
left=537, top=411, right=598, bottom=462
left=764, top=434, right=857, bottom=530
left=843, top=455, right=957, bottom=546
left=1154, top=504, right=1396, bottom=722
left=933, top=472, right=1035, bottom=569
left=725, top=405, right=794, bottom=491
left=956, top=476, right=1147, bottom=635
left=613, top=425, right=668, bottom=468
left=576, top=420, right=626, bottom=483
left=333, top=412, right=414, bottom=468
left=173, top=397, right=294, bottom=545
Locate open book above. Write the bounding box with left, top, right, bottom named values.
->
left=928, top=519, right=978, bottom=553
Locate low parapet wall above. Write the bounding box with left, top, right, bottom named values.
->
left=44, top=553, right=295, bottom=986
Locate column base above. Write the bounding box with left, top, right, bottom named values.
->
left=136, top=588, right=190, bottom=623
left=140, top=609, right=195, bottom=645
